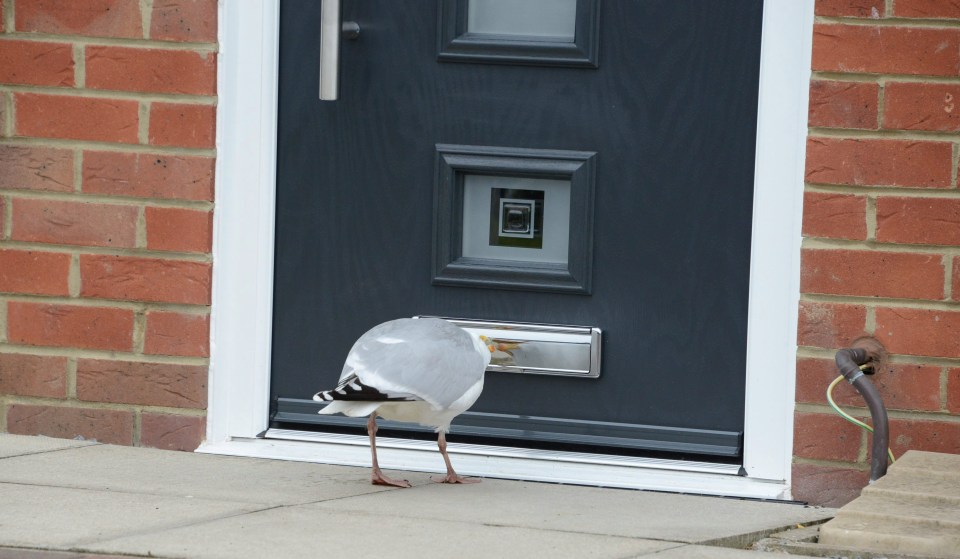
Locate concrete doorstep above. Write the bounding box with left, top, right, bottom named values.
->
left=817, top=451, right=960, bottom=559
left=0, top=434, right=834, bottom=559
left=755, top=451, right=960, bottom=559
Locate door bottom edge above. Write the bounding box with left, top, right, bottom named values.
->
left=197, top=429, right=789, bottom=500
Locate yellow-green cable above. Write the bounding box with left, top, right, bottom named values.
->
left=827, top=374, right=896, bottom=464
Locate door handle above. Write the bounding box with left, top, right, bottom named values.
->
left=319, top=0, right=360, bottom=101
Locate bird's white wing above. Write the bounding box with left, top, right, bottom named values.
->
left=341, top=318, right=485, bottom=410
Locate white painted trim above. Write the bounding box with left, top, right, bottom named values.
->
left=208, top=0, right=280, bottom=443
left=203, top=433, right=789, bottom=500
left=205, top=0, right=813, bottom=499
left=741, top=0, right=814, bottom=489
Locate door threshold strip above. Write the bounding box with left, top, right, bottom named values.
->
left=264, top=428, right=740, bottom=475
left=199, top=430, right=789, bottom=499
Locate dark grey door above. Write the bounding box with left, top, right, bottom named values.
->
left=271, top=0, right=763, bottom=460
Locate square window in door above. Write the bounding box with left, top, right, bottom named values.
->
left=437, top=0, right=600, bottom=68
left=433, top=144, right=595, bottom=294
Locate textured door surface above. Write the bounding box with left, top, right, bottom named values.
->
left=271, top=0, right=764, bottom=459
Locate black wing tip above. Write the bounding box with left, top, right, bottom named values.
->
left=312, top=378, right=415, bottom=402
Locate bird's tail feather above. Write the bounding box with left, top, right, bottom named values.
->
left=312, top=373, right=416, bottom=403
left=316, top=400, right=381, bottom=417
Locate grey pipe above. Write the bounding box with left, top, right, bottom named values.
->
left=834, top=342, right=889, bottom=482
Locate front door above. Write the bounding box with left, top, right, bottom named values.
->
left=271, top=0, right=764, bottom=461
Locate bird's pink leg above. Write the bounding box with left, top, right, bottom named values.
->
left=432, top=431, right=480, bottom=484
left=367, top=414, right=411, bottom=488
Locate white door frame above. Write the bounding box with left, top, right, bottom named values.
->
left=202, top=0, right=813, bottom=500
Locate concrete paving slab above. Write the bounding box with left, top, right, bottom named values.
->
left=888, top=450, right=960, bottom=475
left=0, top=443, right=406, bottom=505
left=310, top=478, right=833, bottom=543
left=0, top=548, right=134, bottom=559
left=83, top=503, right=677, bottom=559
left=865, top=471, right=960, bottom=505
left=647, top=544, right=811, bottom=558
left=0, top=483, right=260, bottom=550
left=0, top=434, right=96, bottom=458
left=819, top=514, right=960, bottom=558
left=842, top=492, right=960, bottom=527
left=819, top=450, right=960, bottom=558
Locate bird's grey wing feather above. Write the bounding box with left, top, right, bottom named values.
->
left=341, top=318, right=484, bottom=409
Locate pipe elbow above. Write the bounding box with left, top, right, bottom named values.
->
left=835, top=347, right=867, bottom=381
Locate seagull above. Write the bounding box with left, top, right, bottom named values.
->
left=313, top=317, right=506, bottom=487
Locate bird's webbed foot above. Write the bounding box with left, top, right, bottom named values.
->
left=431, top=473, right=481, bottom=484
left=371, top=469, right=412, bottom=488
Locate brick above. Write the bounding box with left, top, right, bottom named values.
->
left=0, top=145, right=74, bottom=192
left=801, top=249, right=943, bottom=299
left=869, top=363, right=943, bottom=411
left=884, top=82, right=960, bottom=132
left=145, top=207, right=212, bottom=253
left=801, top=192, right=867, bottom=240
left=888, top=418, right=960, bottom=456
left=11, top=198, right=137, bottom=248
left=141, top=413, right=205, bottom=451
left=144, top=311, right=209, bottom=357
left=77, top=359, right=206, bottom=409
left=876, top=307, right=960, bottom=358
left=894, top=0, right=960, bottom=19
left=15, top=93, right=139, bottom=144
left=876, top=197, right=960, bottom=245
left=948, top=368, right=960, bottom=413
left=797, top=301, right=867, bottom=349
left=815, top=0, right=884, bottom=17
left=0, top=249, right=71, bottom=296
left=805, top=137, right=952, bottom=188
left=796, top=358, right=862, bottom=407
left=80, top=255, right=211, bottom=305
left=797, top=358, right=942, bottom=412
left=7, top=302, right=134, bottom=351
left=0, top=40, right=74, bottom=87
left=148, top=103, right=215, bottom=149
left=794, top=412, right=863, bottom=461
left=812, top=24, right=960, bottom=77
left=809, top=80, right=878, bottom=129
left=15, top=0, right=142, bottom=39
left=83, top=151, right=214, bottom=201
left=86, top=46, right=215, bottom=95
left=6, top=404, right=133, bottom=445
left=0, top=354, right=68, bottom=398
left=792, top=463, right=868, bottom=508
left=150, top=0, right=217, bottom=43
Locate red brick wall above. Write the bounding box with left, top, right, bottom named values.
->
left=795, top=0, right=960, bottom=507
left=0, top=0, right=215, bottom=451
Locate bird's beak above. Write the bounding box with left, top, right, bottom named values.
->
left=479, top=335, right=496, bottom=353
left=479, top=335, right=522, bottom=354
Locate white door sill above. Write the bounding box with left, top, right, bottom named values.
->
left=197, top=429, right=790, bottom=500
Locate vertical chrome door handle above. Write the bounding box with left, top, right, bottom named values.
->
left=319, top=0, right=360, bottom=101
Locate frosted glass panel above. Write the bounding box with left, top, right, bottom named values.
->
left=462, top=175, right=570, bottom=264
left=467, top=0, right=577, bottom=42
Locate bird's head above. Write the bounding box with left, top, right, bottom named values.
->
left=478, top=335, right=522, bottom=356
left=478, top=335, right=496, bottom=354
